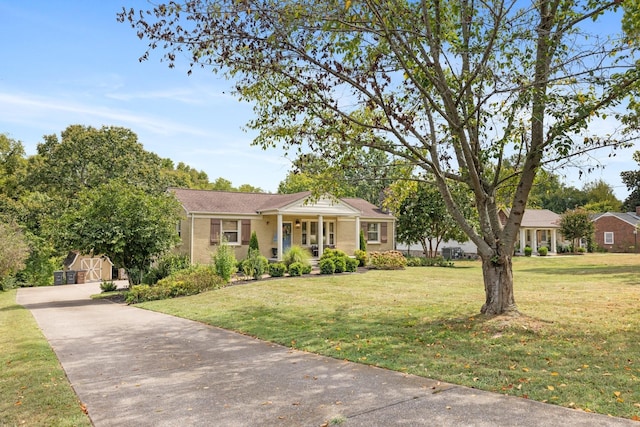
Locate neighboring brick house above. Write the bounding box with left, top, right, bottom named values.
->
left=591, top=207, right=640, bottom=253
left=171, top=188, right=396, bottom=263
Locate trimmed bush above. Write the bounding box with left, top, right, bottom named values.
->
left=126, top=265, right=225, bottom=304
left=288, top=261, right=304, bottom=276
left=406, top=256, right=455, bottom=267
left=302, top=264, right=313, bottom=274
left=345, top=257, right=359, bottom=272
left=538, top=246, right=548, bottom=256
left=249, top=231, right=259, bottom=251
left=268, top=262, right=286, bottom=277
left=212, top=238, right=237, bottom=282
left=319, top=258, right=335, bottom=274
left=524, top=246, right=533, bottom=257
left=359, top=229, right=367, bottom=252
left=354, top=249, right=368, bottom=267
left=369, top=250, right=407, bottom=270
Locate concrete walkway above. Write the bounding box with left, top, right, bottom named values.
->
left=17, top=283, right=636, bottom=427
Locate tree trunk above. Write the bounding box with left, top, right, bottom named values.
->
left=480, top=253, right=518, bottom=315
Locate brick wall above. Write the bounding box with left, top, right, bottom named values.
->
left=593, top=216, right=637, bottom=253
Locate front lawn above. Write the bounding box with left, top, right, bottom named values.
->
left=0, top=289, right=91, bottom=427
left=138, top=254, right=640, bottom=420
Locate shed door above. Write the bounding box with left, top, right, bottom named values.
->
left=80, top=258, right=102, bottom=282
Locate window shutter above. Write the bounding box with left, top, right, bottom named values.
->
left=380, top=222, right=388, bottom=243
left=241, top=220, right=251, bottom=245
left=210, top=219, right=221, bottom=245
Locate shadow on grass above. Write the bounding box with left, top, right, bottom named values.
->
left=517, top=265, right=640, bottom=277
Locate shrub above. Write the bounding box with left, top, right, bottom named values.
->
left=406, top=256, right=426, bottom=267
left=268, top=262, right=286, bottom=277
left=241, top=249, right=269, bottom=280
left=143, top=253, right=191, bottom=285
left=288, top=262, right=304, bottom=276
left=345, top=257, right=359, bottom=272
left=319, top=258, right=335, bottom=274
left=283, top=245, right=312, bottom=268
left=369, top=251, right=407, bottom=270
left=321, top=248, right=352, bottom=273
left=354, top=249, right=368, bottom=267
left=524, top=246, right=533, bottom=257
left=126, top=264, right=225, bottom=304
left=100, top=280, right=118, bottom=292
left=538, top=246, right=548, bottom=256
left=333, top=256, right=346, bottom=273
left=359, top=229, right=367, bottom=252
left=212, top=238, right=237, bottom=282
left=302, top=264, right=313, bottom=274
left=249, top=231, right=259, bottom=252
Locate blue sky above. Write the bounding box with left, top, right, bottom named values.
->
left=0, top=1, right=636, bottom=199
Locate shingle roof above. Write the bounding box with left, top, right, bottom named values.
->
left=592, top=212, right=640, bottom=227
left=502, top=208, right=561, bottom=228
left=169, top=188, right=393, bottom=219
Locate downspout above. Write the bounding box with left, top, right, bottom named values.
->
left=190, top=213, right=195, bottom=264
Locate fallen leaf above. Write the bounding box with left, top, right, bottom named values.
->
left=547, top=385, right=555, bottom=391
left=613, top=391, right=621, bottom=397
left=551, top=372, right=559, bottom=376
left=522, top=368, right=530, bottom=372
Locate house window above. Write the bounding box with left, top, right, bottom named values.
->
left=301, top=221, right=335, bottom=246
left=176, top=221, right=182, bottom=238
left=222, top=220, right=240, bottom=244
left=367, top=223, right=380, bottom=242
left=604, top=232, right=614, bottom=245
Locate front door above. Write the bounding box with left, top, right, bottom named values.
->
left=282, top=222, right=292, bottom=253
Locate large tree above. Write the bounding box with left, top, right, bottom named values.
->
left=54, top=181, right=182, bottom=285
left=121, top=1, right=640, bottom=314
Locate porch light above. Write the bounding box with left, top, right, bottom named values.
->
left=295, top=219, right=301, bottom=228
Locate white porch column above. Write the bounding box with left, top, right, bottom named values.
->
left=355, top=217, right=361, bottom=250
left=277, top=214, right=283, bottom=261
left=551, top=229, right=557, bottom=254
left=519, top=228, right=526, bottom=255
left=318, top=215, right=324, bottom=257
left=531, top=229, right=538, bottom=254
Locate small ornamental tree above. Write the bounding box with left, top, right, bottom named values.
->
left=249, top=231, right=259, bottom=252
left=559, top=208, right=595, bottom=253
left=0, top=221, right=30, bottom=288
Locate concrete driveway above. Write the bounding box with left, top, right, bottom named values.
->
left=16, top=282, right=637, bottom=426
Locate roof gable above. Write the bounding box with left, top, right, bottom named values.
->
left=501, top=208, right=561, bottom=228
left=592, top=212, right=640, bottom=227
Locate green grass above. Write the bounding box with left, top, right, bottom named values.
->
left=0, top=289, right=91, bottom=427
left=138, top=254, right=640, bottom=420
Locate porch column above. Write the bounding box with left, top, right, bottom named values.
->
left=531, top=229, right=538, bottom=254
left=550, top=229, right=557, bottom=254
left=519, top=228, right=526, bottom=255
left=277, top=214, right=283, bottom=261
left=355, top=217, right=361, bottom=250
left=318, top=215, right=324, bottom=257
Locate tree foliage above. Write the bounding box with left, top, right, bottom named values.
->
left=53, top=181, right=182, bottom=285
left=621, top=151, right=640, bottom=211
left=388, top=181, right=470, bottom=257
left=0, top=221, right=30, bottom=282
left=121, top=0, right=640, bottom=314
left=559, top=208, right=595, bottom=253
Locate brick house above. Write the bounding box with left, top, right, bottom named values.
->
left=591, top=207, right=640, bottom=253
left=171, top=188, right=396, bottom=263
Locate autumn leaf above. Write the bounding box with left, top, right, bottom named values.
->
left=547, top=385, right=555, bottom=391
left=613, top=391, right=621, bottom=397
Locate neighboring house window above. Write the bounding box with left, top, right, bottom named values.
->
left=604, top=232, right=614, bottom=245
left=222, top=220, right=240, bottom=244
left=176, top=221, right=181, bottom=238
